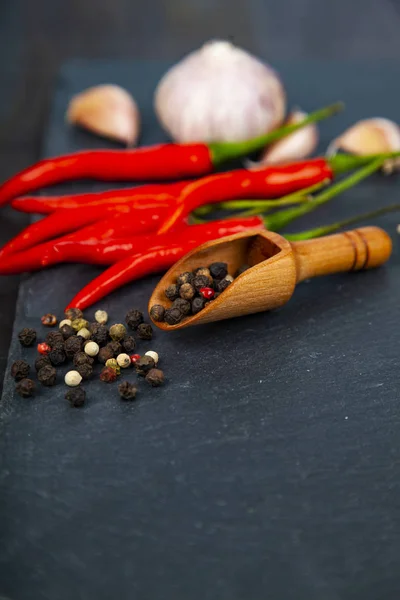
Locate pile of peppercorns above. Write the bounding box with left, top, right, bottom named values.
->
left=13, top=307, right=165, bottom=407
left=150, top=262, right=250, bottom=326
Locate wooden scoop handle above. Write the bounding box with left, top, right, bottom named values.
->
left=292, top=226, right=392, bottom=283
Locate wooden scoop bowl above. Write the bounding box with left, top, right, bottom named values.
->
left=148, top=226, right=392, bottom=330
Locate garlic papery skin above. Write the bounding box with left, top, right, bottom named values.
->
left=66, top=84, right=140, bottom=146
left=250, top=109, right=318, bottom=166
left=154, top=40, right=286, bottom=143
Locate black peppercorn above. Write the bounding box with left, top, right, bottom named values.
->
left=179, top=283, right=195, bottom=301
left=45, top=331, right=64, bottom=347
left=191, top=296, right=206, bottom=314
left=65, top=386, right=86, bottom=407
left=35, top=355, right=51, bottom=372
left=122, top=335, right=136, bottom=353
left=137, top=323, right=153, bottom=340
left=76, top=362, right=93, bottom=380
left=134, top=355, right=155, bottom=376
left=65, top=307, right=83, bottom=321
left=164, top=284, right=179, bottom=301
left=118, top=381, right=138, bottom=401
left=60, top=324, right=75, bottom=340
left=195, top=266, right=211, bottom=278
left=48, top=346, right=66, bottom=366
left=38, top=365, right=57, bottom=386
left=97, top=346, right=115, bottom=364
left=217, top=276, right=233, bottom=293
left=164, top=307, right=183, bottom=325
left=73, top=351, right=94, bottom=367
left=149, top=304, right=165, bottom=322
left=209, top=262, right=228, bottom=280
left=64, top=335, right=84, bottom=358
left=176, top=271, right=194, bottom=286
left=18, top=327, right=36, bottom=347
left=16, top=378, right=35, bottom=398
left=146, top=368, right=165, bottom=387
left=125, top=308, right=144, bottom=330
left=193, top=275, right=211, bottom=292
left=89, top=322, right=108, bottom=346
left=171, top=298, right=191, bottom=316
left=235, top=264, right=250, bottom=277
left=107, top=340, right=123, bottom=357
left=10, top=360, right=30, bottom=381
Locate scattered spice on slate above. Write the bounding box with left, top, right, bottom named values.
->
left=60, top=323, right=75, bottom=340
left=145, top=368, right=165, bottom=387
left=65, top=386, right=86, bottom=407
left=171, top=298, right=191, bottom=316
left=117, top=353, right=131, bottom=368
left=94, top=309, right=108, bottom=325
left=176, top=271, right=194, bottom=286
left=118, top=381, right=137, bottom=401
left=193, top=274, right=211, bottom=292
left=73, top=351, right=94, bottom=367
left=76, top=363, right=93, bottom=380
left=89, top=322, right=109, bottom=346
left=18, top=327, right=36, bottom=347
left=64, top=335, right=84, bottom=358
left=137, top=323, right=153, bottom=340
left=71, top=318, right=89, bottom=332
left=48, top=345, right=67, bottom=366
left=11, top=360, right=30, bottom=381
left=209, top=262, right=228, bottom=280
left=165, top=284, right=179, bottom=301
left=38, top=365, right=57, bottom=386
left=235, top=264, right=250, bottom=277
left=105, top=358, right=120, bottom=374
left=122, top=335, right=136, bottom=353
left=84, top=341, right=100, bottom=357
left=97, top=345, right=115, bottom=364
left=109, top=323, right=126, bottom=341
left=41, top=313, right=57, bottom=327
left=125, top=308, right=144, bottom=330
left=164, top=307, right=183, bottom=325
left=100, top=366, right=117, bottom=383
left=37, top=342, right=51, bottom=355
left=65, top=308, right=83, bottom=321
left=35, top=355, right=51, bottom=372
left=130, top=354, right=141, bottom=363
left=107, top=340, right=123, bottom=356
left=179, top=282, right=195, bottom=301
left=65, top=370, right=82, bottom=387
left=134, top=355, right=155, bottom=376
left=46, top=330, right=64, bottom=347
left=16, top=378, right=35, bottom=398
left=59, top=318, right=72, bottom=329
left=149, top=304, right=165, bottom=322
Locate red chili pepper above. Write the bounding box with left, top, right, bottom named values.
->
left=11, top=181, right=187, bottom=214
left=0, top=104, right=343, bottom=206
left=64, top=216, right=266, bottom=310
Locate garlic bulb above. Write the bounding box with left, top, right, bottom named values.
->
left=66, top=84, right=140, bottom=146
left=250, top=109, right=318, bottom=166
left=328, top=118, right=400, bottom=174
left=154, top=40, right=286, bottom=143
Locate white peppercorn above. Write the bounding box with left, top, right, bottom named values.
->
left=59, top=318, right=72, bottom=329
left=95, top=309, right=108, bottom=325
left=116, top=353, right=131, bottom=368
left=144, top=350, right=159, bottom=365
left=84, top=341, right=100, bottom=357
left=64, top=370, right=83, bottom=387
left=77, top=327, right=91, bottom=340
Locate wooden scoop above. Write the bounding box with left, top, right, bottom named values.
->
left=148, top=226, right=392, bottom=330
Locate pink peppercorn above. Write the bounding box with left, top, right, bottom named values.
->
left=130, top=354, right=141, bottom=364
left=199, top=287, right=215, bottom=300
left=37, top=342, right=51, bottom=355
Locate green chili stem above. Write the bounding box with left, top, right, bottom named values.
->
left=209, top=102, right=344, bottom=166
left=285, top=203, right=400, bottom=240
left=329, top=152, right=400, bottom=174
left=265, top=157, right=385, bottom=232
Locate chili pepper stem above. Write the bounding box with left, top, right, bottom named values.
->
left=265, top=157, right=385, bottom=232
left=329, top=152, right=400, bottom=174
left=209, top=102, right=344, bottom=165
left=285, top=203, right=400, bottom=240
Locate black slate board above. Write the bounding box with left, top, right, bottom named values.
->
left=1, top=60, right=400, bottom=600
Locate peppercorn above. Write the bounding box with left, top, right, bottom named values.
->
left=16, top=378, right=35, bottom=398
left=145, top=368, right=165, bottom=387
left=94, top=309, right=108, bottom=325
left=193, top=275, right=211, bottom=292
left=60, top=324, right=75, bottom=340
left=179, top=283, right=195, bottom=301
left=164, top=284, right=179, bottom=301
left=130, top=354, right=141, bottom=363
left=137, top=323, right=153, bottom=340
left=71, top=318, right=89, bottom=332
left=145, top=350, right=159, bottom=365
left=76, top=362, right=93, bottom=380
left=209, top=262, right=228, bottom=280
left=73, top=351, right=94, bottom=367
left=84, top=341, right=100, bottom=357
left=89, top=322, right=109, bottom=346
left=45, top=330, right=64, bottom=347
left=117, top=353, right=131, bottom=368
left=176, top=271, right=194, bottom=286
left=35, top=355, right=51, bottom=372
left=37, top=342, right=51, bottom=355
left=65, top=386, right=86, bottom=407
left=122, top=335, right=136, bottom=353
left=77, top=327, right=91, bottom=340
left=217, top=275, right=234, bottom=293
left=41, top=313, right=57, bottom=327
left=105, top=358, right=120, bottom=375
left=18, top=327, right=36, bottom=347
left=164, top=307, right=183, bottom=325
left=191, top=297, right=206, bottom=314
left=195, top=267, right=212, bottom=279
left=100, top=366, right=117, bottom=383
left=235, top=264, right=250, bottom=277
left=134, top=355, right=155, bottom=376
left=59, top=318, right=72, bottom=329
left=97, top=345, right=115, bottom=364
left=149, top=304, right=165, bottom=322
left=48, top=345, right=66, bottom=366
left=10, top=360, right=30, bottom=381
left=38, top=365, right=57, bottom=386
left=107, top=340, right=123, bottom=356
left=64, top=335, right=84, bottom=358
left=65, top=307, right=83, bottom=321
left=118, top=381, right=137, bottom=401
left=109, top=323, right=126, bottom=342
left=199, top=287, right=215, bottom=300
left=64, top=370, right=82, bottom=387
left=125, top=308, right=144, bottom=330
left=171, top=298, right=191, bottom=316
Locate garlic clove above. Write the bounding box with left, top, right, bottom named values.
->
left=248, top=109, right=318, bottom=167
left=66, top=84, right=140, bottom=146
